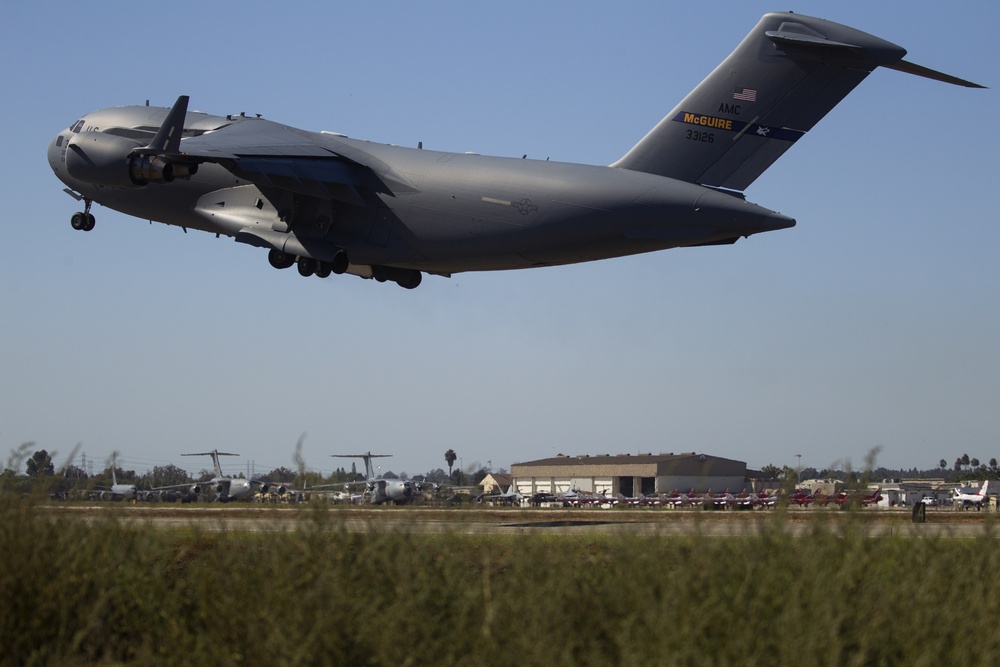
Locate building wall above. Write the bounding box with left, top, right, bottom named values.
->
left=510, top=454, right=746, bottom=497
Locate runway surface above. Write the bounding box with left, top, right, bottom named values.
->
left=41, top=504, right=1000, bottom=538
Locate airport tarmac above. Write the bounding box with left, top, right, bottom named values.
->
left=41, top=504, right=1000, bottom=538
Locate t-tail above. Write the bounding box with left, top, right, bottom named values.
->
left=182, top=449, right=240, bottom=479
left=611, top=12, right=984, bottom=191
left=331, top=452, right=392, bottom=482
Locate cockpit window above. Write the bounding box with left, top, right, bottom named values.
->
left=69, top=120, right=84, bottom=133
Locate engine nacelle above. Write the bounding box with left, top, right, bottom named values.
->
left=129, top=155, right=197, bottom=185
left=190, top=484, right=202, bottom=494
left=65, top=132, right=197, bottom=187
left=66, top=132, right=143, bottom=187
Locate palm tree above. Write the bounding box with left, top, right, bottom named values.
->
left=444, top=449, right=457, bottom=483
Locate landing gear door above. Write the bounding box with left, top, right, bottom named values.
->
left=367, top=207, right=393, bottom=247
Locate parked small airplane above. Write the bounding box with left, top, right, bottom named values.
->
left=48, top=13, right=982, bottom=289
left=479, top=486, right=524, bottom=506
left=954, top=480, right=989, bottom=511
left=820, top=486, right=884, bottom=508
left=787, top=489, right=821, bottom=507
left=732, top=489, right=777, bottom=509
left=662, top=489, right=701, bottom=507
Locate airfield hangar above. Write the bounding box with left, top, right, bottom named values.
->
left=510, top=453, right=746, bottom=497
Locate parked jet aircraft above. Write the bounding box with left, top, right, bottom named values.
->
left=787, top=489, right=821, bottom=507
left=479, top=486, right=524, bottom=506
left=663, top=489, right=701, bottom=507
left=954, top=480, right=989, bottom=511
left=819, top=486, right=884, bottom=508
left=94, top=467, right=140, bottom=501
left=153, top=450, right=253, bottom=502
left=47, top=13, right=982, bottom=289
left=331, top=452, right=418, bottom=505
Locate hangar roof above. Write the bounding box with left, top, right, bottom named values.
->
left=511, top=452, right=746, bottom=478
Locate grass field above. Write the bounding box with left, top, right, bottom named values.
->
left=3, top=497, right=1000, bottom=666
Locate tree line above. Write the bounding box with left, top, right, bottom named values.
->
left=2, top=443, right=496, bottom=496
left=752, top=451, right=1000, bottom=485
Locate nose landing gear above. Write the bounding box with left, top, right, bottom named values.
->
left=70, top=198, right=95, bottom=231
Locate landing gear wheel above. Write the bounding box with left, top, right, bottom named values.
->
left=71, top=212, right=95, bottom=231
left=331, top=250, right=349, bottom=275
left=315, top=262, right=332, bottom=279
left=268, top=249, right=295, bottom=270
left=70, top=199, right=96, bottom=232
left=297, top=257, right=316, bottom=277
left=397, top=272, right=422, bottom=289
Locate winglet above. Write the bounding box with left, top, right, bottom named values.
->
left=136, top=95, right=190, bottom=155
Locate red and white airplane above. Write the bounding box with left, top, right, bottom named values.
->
left=954, top=480, right=989, bottom=511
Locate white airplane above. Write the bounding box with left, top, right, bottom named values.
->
left=94, top=467, right=139, bottom=501
left=954, top=480, right=989, bottom=510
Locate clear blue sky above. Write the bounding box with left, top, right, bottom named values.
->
left=2, top=1, right=996, bottom=480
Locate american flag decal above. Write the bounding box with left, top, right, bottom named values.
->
left=733, top=87, right=757, bottom=102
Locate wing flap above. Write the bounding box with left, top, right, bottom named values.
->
left=232, top=156, right=366, bottom=206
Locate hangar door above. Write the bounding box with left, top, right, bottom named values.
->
left=618, top=477, right=656, bottom=497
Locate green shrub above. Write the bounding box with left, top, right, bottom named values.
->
left=2, top=499, right=998, bottom=666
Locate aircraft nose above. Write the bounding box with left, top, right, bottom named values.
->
left=48, top=133, right=68, bottom=179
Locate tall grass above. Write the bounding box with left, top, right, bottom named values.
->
left=2, top=498, right=999, bottom=666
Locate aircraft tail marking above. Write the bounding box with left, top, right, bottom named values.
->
left=612, top=12, right=983, bottom=191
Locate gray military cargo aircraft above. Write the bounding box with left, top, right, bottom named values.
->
left=47, top=12, right=982, bottom=289
left=330, top=452, right=424, bottom=505
left=151, top=449, right=253, bottom=502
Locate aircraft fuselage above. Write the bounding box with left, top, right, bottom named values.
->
left=47, top=105, right=793, bottom=279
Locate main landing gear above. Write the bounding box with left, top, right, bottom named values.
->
left=70, top=199, right=95, bottom=231
left=267, top=248, right=348, bottom=279
left=266, top=248, right=422, bottom=289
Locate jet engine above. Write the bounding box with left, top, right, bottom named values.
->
left=65, top=132, right=197, bottom=187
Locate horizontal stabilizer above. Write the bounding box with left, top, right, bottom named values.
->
left=884, top=59, right=986, bottom=88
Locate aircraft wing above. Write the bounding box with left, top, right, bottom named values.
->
left=149, top=482, right=199, bottom=491
left=158, top=99, right=419, bottom=208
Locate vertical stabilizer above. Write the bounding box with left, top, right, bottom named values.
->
left=612, top=13, right=920, bottom=190
left=332, top=452, right=392, bottom=482
left=182, top=449, right=240, bottom=479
